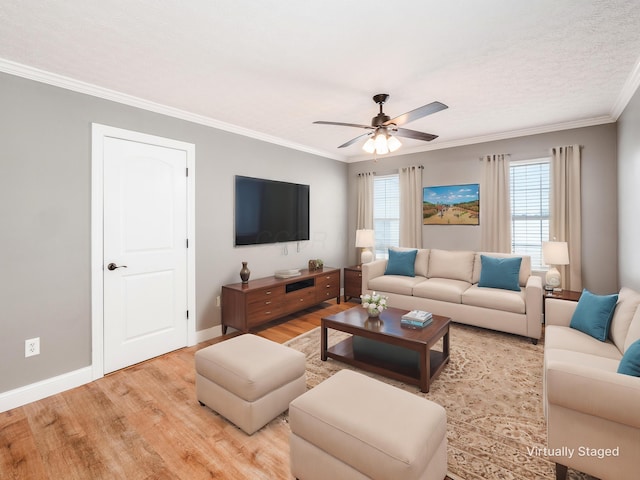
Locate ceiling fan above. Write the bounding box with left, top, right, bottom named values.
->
left=314, top=94, right=448, bottom=155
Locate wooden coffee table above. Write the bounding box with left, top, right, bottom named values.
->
left=321, top=306, right=450, bottom=392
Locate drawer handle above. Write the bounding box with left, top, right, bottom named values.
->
left=265, top=291, right=272, bottom=295
left=265, top=311, right=271, bottom=315
left=326, top=284, right=331, bottom=288
left=299, top=298, right=304, bottom=302
left=358, top=273, right=362, bottom=278
left=265, top=301, right=271, bottom=305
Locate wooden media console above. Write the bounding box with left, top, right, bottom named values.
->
left=221, top=267, right=340, bottom=333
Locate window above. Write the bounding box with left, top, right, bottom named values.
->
left=373, top=174, right=399, bottom=258
left=510, top=159, right=550, bottom=270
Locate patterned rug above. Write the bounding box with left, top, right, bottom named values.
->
left=284, top=324, right=595, bottom=480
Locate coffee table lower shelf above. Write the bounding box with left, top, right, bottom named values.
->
left=325, top=337, right=448, bottom=392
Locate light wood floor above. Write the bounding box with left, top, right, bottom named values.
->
left=0, top=299, right=354, bottom=480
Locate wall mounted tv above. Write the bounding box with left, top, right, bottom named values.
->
left=235, top=175, right=310, bottom=246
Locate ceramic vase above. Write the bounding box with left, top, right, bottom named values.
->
left=240, top=262, right=251, bottom=284
left=367, top=306, right=381, bottom=317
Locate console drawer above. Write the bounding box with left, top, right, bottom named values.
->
left=316, top=271, right=340, bottom=301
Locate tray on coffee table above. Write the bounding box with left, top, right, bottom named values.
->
left=321, top=306, right=450, bottom=393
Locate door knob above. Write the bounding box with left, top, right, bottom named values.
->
left=107, top=263, right=128, bottom=271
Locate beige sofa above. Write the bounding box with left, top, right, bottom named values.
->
left=361, top=248, right=543, bottom=342
left=544, top=288, right=640, bottom=480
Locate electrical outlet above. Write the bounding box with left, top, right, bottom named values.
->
left=216, top=296, right=221, bottom=307
left=25, top=337, right=40, bottom=357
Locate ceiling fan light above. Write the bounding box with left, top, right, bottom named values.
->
left=387, top=135, right=402, bottom=152
left=374, top=133, right=389, bottom=155
left=362, top=137, right=376, bottom=153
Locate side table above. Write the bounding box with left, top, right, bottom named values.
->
left=543, top=289, right=581, bottom=320
left=545, top=289, right=581, bottom=302
left=343, top=265, right=363, bottom=302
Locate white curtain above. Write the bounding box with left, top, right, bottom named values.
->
left=399, top=165, right=423, bottom=248
left=356, top=172, right=374, bottom=229
left=550, top=145, right=582, bottom=291
left=480, top=154, right=511, bottom=252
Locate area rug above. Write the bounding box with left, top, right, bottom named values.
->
left=284, top=324, right=595, bottom=480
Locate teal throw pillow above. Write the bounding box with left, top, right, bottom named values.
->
left=570, top=289, right=619, bottom=342
left=384, top=249, right=418, bottom=277
left=618, top=340, right=640, bottom=377
left=477, top=255, right=522, bottom=291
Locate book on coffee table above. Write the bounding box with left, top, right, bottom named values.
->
left=401, top=310, right=433, bottom=329
left=402, top=310, right=432, bottom=322
left=401, top=317, right=433, bottom=329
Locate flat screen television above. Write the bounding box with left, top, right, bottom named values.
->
left=234, top=175, right=310, bottom=246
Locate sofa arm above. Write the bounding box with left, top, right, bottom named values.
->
left=525, top=275, right=543, bottom=339
left=546, top=359, right=640, bottom=428
left=361, top=260, right=387, bottom=294
left=545, top=298, right=578, bottom=327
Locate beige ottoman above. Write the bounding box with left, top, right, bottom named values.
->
left=195, top=334, right=306, bottom=435
left=289, top=370, right=447, bottom=480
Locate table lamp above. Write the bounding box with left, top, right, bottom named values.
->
left=542, top=241, right=569, bottom=291
left=355, top=229, right=375, bottom=264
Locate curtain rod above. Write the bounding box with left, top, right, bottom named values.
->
left=478, top=153, right=511, bottom=160
left=357, top=172, right=375, bottom=176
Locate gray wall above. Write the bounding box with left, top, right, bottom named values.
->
left=347, top=123, right=619, bottom=294
left=0, top=72, right=348, bottom=394
left=617, top=86, right=640, bottom=290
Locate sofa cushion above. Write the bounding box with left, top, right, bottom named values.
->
left=473, top=252, right=531, bottom=286
left=428, top=249, right=475, bottom=283
left=369, top=275, right=427, bottom=296
left=390, top=247, right=429, bottom=277
left=570, top=289, right=619, bottom=342
left=610, top=287, right=640, bottom=351
left=618, top=340, right=640, bottom=377
left=545, top=325, right=623, bottom=360
left=462, top=284, right=526, bottom=314
left=384, top=248, right=418, bottom=276
left=477, top=255, right=522, bottom=291
left=412, top=278, right=470, bottom=304
left=545, top=347, right=621, bottom=374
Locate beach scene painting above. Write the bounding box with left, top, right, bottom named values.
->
left=423, top=183, right=480, bottom=225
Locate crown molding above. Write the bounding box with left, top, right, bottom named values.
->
left=345, top=115, right=616, bottom=162
left=0, top=58, right=346, bottom=162
left=610, top=53, right=640, bottom=120
left=2, top=57, right=631, bottom=165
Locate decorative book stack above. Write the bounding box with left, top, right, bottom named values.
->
left=401, top=310, right=433, bottom=329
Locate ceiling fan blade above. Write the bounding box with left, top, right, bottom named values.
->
left=384, top=101, right=448, bottom=127
left=338, top=132, right=372, bottom=148
left=314, top=121, right=374, bottom=130
left=394, top=128, right=438, bottom=142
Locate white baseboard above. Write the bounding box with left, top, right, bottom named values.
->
left=195, top=324, right=223, bottom=344
left=0, top=366, right=93, bottom=413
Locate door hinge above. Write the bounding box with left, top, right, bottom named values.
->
left=186, top=238, right=189, bottom=248
left=186, top=167, right=189, bottom=177
left=186, top=310, right=189, bottom=319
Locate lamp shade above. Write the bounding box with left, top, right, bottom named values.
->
left=362, top=137, right=376, bottom=154
left=542, top=241, right=569, bottom=265
left=361, top=131, right=402, bottom=155
left=387, top=135, right=402, bottom=152
left=355, top=229, right=375, bottom=248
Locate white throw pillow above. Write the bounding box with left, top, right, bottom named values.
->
left=610, top=287, right=640, bottom=351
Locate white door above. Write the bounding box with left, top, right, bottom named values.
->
left=103, top=137, right=188, bottom=373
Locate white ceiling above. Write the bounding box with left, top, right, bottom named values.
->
left=1, top=0, right=640, bottom=162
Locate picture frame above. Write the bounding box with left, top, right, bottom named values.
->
left=423, top=183, right=479, bottom=225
